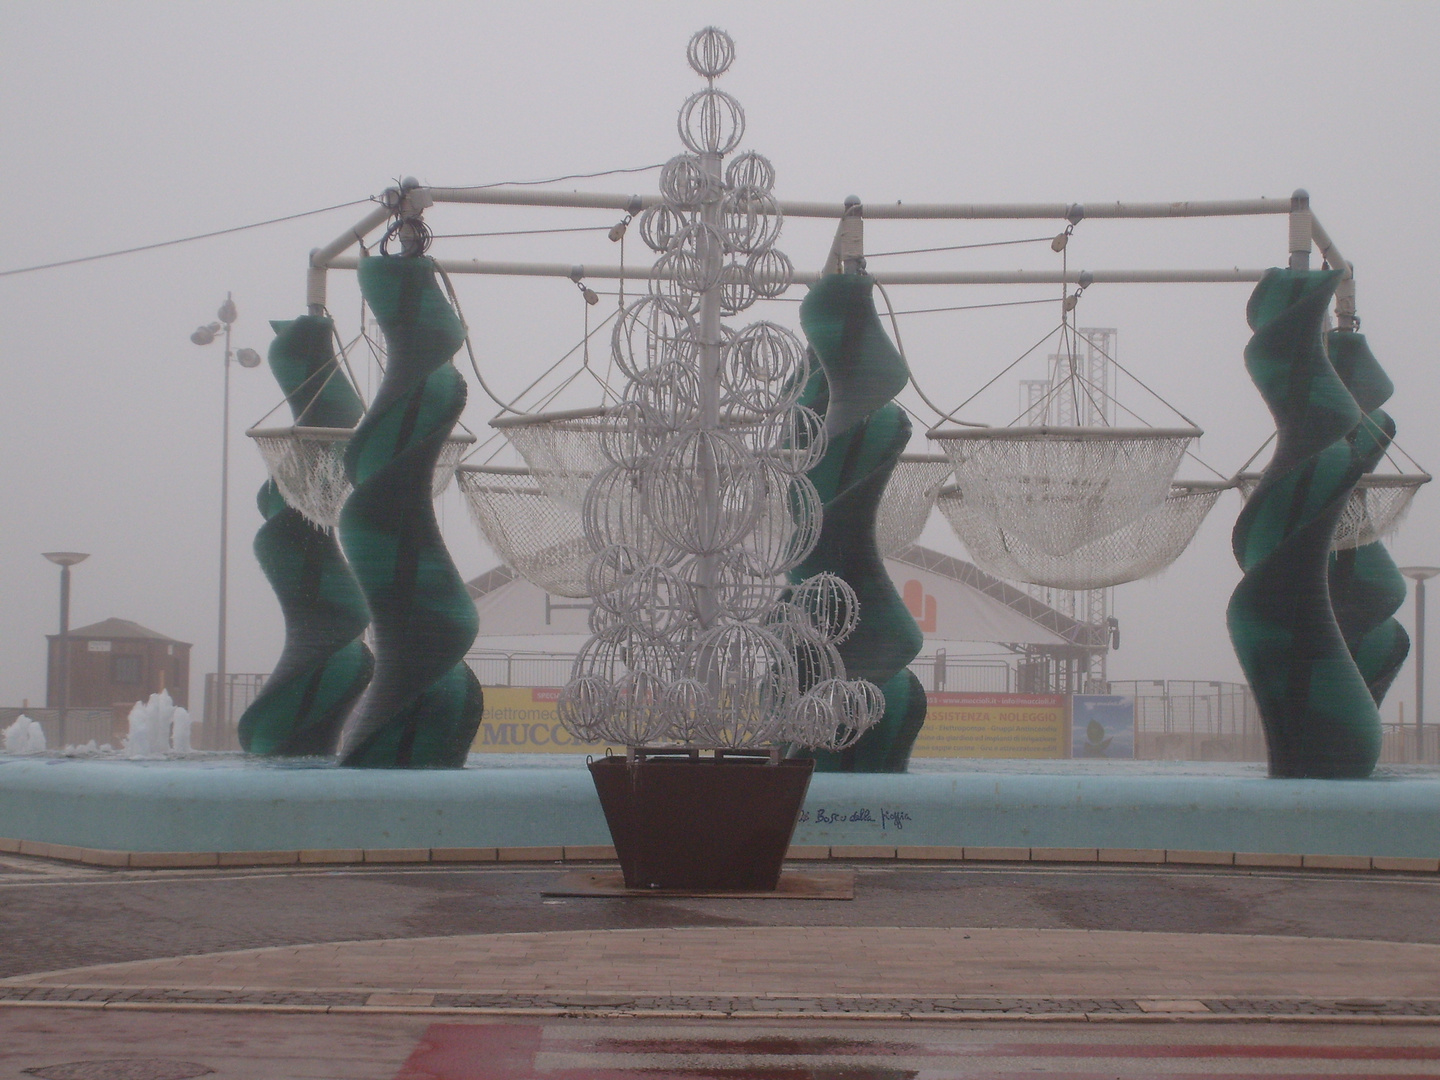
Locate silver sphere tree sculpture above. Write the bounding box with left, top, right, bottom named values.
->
left=555, top=27, right=884, bottom=754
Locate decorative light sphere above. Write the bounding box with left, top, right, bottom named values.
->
left=687, top=26, right=735, bottom=78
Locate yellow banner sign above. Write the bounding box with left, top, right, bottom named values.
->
left=912, top=692, right=1069, bottom=758
left=472, top=686, right=597, bottom=753
left=474, top=687, right=1070, bottom=758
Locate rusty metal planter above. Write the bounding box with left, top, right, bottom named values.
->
left=588, top=750, right=814, bottom=891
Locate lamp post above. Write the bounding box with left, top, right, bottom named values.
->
left=1399, top=566, right=1440, bottom=763
left=190, top=295, right=261, bottom=737
left=43, top=551, right=89, bottom=747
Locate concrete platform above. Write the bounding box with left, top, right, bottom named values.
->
left=2, top=756, right=1438, bottom=859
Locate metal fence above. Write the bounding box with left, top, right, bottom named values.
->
left=201, top=673, right=268, bottom=751
left=1109, top=680, right=1265, bottom=761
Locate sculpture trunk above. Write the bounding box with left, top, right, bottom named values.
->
left=791, top=273, right=927, bottom=772
left=1227, top=268, right=1383, bottom=778
left=238, top=316, right=372, bottom=756
left=337, top=256, right=483, bottom=767
left=1324, top=329, right=1410, bottom=705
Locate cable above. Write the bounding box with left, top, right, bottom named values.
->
left=890, top=297, right=1058, bottom=317
left=864, top=235, right=1054, bottom=258
left=0, top=198, right=373, bottom=278
left=441, top=163, right=665, bottom=191
left=430, top=225, right=613, bottom=240
left=873, top=278, right=993, bottom=427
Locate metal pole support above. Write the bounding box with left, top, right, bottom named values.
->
left=1288, top=189, right=1312, bottom=271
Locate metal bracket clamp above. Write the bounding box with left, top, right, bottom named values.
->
left=823, top=196, right=865, bottom=275
left=1288, top=189, right=1312, bottom=271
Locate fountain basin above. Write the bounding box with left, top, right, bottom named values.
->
left=2, top=756, right=1438, bottom=860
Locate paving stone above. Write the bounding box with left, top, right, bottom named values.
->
left=963, top=846, right=1029, bottom=861
left=784, top=845, right=830, bottom=860
left=1304, top=854, right=1373, bottom=871
left=1098, top=847, right=1166, bottom=864
left=828, top=845, right=895, bottom=859
left=561, top=845, right=615, bottom=861
left=127, top=851, right=218, bottom=869
left=1166, top=849, right=1235, bottom=865
left=298, top=848, right=363, bottom=864
left=362, top=848, right=430, bottom=864
left=216, top=850, right=298, bottom=867
left=1234, top=851, right=1304, bottom=868
left=1030, top=847, right=1098, bottom=862
left=896, top=846, right=965, bottom=861
left=430, top=847, right=498, bottom=862
left=497, top=846, right=564, bottom=862
left=1371, top=855, right=1440, bottom=873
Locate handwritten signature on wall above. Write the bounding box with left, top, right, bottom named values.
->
left=800, top=807, right=914, bottom=831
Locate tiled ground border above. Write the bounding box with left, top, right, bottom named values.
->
left=2, top=837, right=1436, bottom=873
left=0, top=986, right=1438, bottom=1023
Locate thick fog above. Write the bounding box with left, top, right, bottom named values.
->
left=2, top=1, right=1437, bottom=717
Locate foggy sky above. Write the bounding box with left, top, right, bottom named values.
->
left=3, top=1, right=1437, bottom=719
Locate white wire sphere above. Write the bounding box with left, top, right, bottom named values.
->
left=643, top=429, right=767, bottom=555
left=658, top=154, right=715, bottom=209
left=583, top=465, right=674, bottom=565
left=767, top=611, right=847, bottom=694
left=725, top=151, right=775, bottom=194
left=597, top=401, right=651, bottom=471
left=687, top=622, right=796, bottom=747
left=574, top=625, right=679, bottom=684
left=594, top=563, right=693, bottom=637
left=629, top=359, right=702, bottom=436
left=662, top=677, right=712, bottom=743
left=687, top=26, right=735, bottom=78
left=721, top=335, right=805, bottom=416
left=689, top=550, right=787, bottom=622
left=738, top=462, right=823, bottom=577
left=747, top=247, right=794, bottom=299
left=648, top=225, right=724, bottom=317
left=600, top=669, right=673, bottom=746
left=718, top=260, right=756, bottom=316
left=788, top=571, right=860, bottom=645
left=638, top=203, right=692, bottom=254
left=584, top=543, right=646, bottom=600
left=797, top=678, right=886, bottom=751
left=611, top=296, right=696, bottom=388
left=557, top=674, right=612, bottom=741
left=720, top=189, right=782, bottom=255
left=751, top=406, right=827, bottom=475
left=677, top=88, right=746, bottom=156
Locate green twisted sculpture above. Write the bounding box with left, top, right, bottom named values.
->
left=336, top=256, right=483, bottom=767
left=238, top=317, right=372, bottom=756
left=1227, top=268, right=1383, bottom=778
left=1326, top=329, right=1409, bottom=705
left=790, top=272, right=927, bottom=772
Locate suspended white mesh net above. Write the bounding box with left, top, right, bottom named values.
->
left=248, top=425, right=475, bottom=529
left=929, top=426, right=1200, bottom=557
left=495, top=411, right=613, bottom=509
left=1237, top=471, right=1431, bottom=551
left=937, top=478, right=1228, bottom=590
left=876, top=454, right=954, bottom=557
left=1333, top=474, right=1429, bottom=550
left=455, top=465, right=593, bottom=598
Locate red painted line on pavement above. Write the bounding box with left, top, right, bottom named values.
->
left=396, top=1024, right=1440, bottom=1080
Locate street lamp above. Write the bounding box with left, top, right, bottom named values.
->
left=43, top=551, right=90, bottom=747
left=1399, top=566, right=1440, bottom=763
left=190, top=294, right=261, bottom=736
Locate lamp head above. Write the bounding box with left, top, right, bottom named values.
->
left=43, top=551, right=89, bottom=567
left=217, top=296, right=237, bottom=324
left=190, top=322, right=221, bottom=346
left=235, top=347, right=262, bottom=369
left=1400, top=566, right=1440, bottom=582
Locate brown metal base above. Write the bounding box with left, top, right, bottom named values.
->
left=588, top=750, right=814, bottom=892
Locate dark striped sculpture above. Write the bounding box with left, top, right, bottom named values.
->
left=336, top=256, right=483, bottom=767
left=1227, top=268, right=1383, bottom=778
left=791, top=272, right=927, bottom=772
left=238, top=316, right=372, bottom=756
left=1326, top=329, right=1409, bottom=705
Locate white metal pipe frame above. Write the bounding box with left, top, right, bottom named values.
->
left=303, top=185, right=1343, bottom=316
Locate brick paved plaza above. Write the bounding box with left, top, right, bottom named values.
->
left=3, top=851, right=1440, bottom=1076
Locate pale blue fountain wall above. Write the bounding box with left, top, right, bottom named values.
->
left=1, top=758, right=1437, bottom=857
